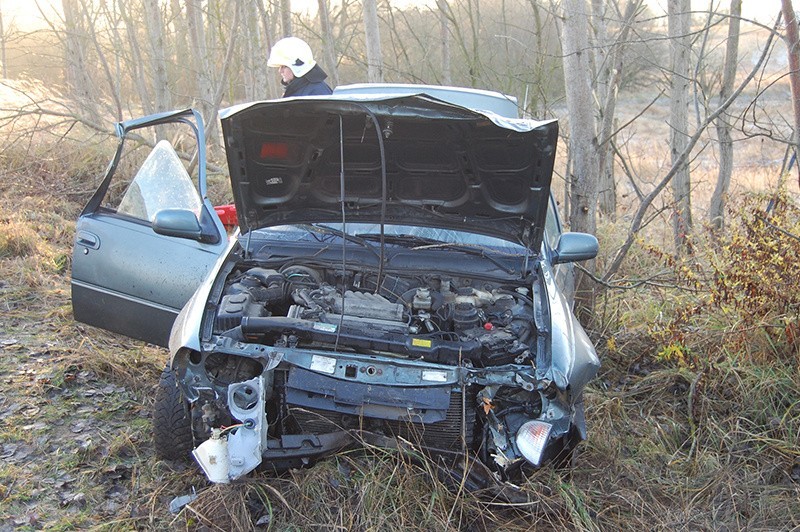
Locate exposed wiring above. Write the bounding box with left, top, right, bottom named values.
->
left=357, top=106, right=388, bottom=293
left=219, top=423, right=244, bottom=435
left=335, top=114, right=346, bottom=352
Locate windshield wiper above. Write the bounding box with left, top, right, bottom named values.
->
left=420, top=242, right=521, bottom=275
left=357, top=233, right=521, bottom=276
left=355, top=233, right=443, bottom=247
left=301, top=224, right=381, bottom=259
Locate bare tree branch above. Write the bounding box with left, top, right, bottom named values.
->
left=601, top=13, right=781, bottom=282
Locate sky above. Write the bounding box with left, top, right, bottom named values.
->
left=0, top=0, right=790, bottom=31
left=1, top=1, right=59, bottom=31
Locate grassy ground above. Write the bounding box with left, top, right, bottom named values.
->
left=0, top=126, right=798, bottom=531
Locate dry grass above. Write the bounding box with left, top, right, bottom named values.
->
left=0, top=217, right=39, bottom=259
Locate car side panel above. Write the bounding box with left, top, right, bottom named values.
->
left=544, top=262, right=600, bottom=394
left=71, top=210, right=227, bottom=346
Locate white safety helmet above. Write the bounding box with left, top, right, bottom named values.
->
left=267, top=37, right=317, bottom=78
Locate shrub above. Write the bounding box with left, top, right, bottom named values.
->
left=647, top=191, right=800, bottom=365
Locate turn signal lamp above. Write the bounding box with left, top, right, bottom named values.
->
left=516, top=420, right=553, bottom=466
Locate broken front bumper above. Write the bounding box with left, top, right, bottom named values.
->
left=184, top=342, right=582, bottom=484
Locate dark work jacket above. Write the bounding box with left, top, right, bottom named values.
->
left=282, top=64, right=333, bottom=97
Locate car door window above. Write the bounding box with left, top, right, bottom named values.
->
left=114, top=140, right=203, bottom=221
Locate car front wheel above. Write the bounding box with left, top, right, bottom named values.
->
left=153, top=366, right=194, bottom=461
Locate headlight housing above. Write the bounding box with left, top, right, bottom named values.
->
left=516, top=420, right=553, bottom=466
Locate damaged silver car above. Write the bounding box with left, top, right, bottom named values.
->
left=71, top=85, right=599, bottom=487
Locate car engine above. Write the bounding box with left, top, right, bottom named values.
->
left=213, top=265, right=537, bottom=368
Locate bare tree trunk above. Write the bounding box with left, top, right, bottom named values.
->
left=437, top=0, right=452, bottom=85
left=143, top=0, right=172, bottom=112
left=186, top=0, right=215, bottom=143
left=118, top=1, right=152, bottom=115
left=527, top=0, right=549, bottom=116
left=466, top=0, right=481, bottom=86
left=597, top=136, right=617, bottom=218
left=280, top=0, right=292, bottom=37
left=562, top=0, right=598, bottom=236
left=437, top=0, right=480, bottom=87
left=596, top=0, right=642, bottom=219
left=692, top=4, right=714, bottom=127
left=80, top=0, right=121, bottom=120
left=591, top=0, right=608, bottom=100
left=243, top=0, right=269, bottom=100
left=108, top=0, right=124, bottom=107
left=782, top=0, right=800, bottom=188
left=255, top=0, right=280, bottom=99
left=242, top=0, right=256, bottom=101
left=203, top=0, right=241, bottom=144
left=709, top=0, right=741, bottom=231
left=170, top=0, right=189, bottom=98
left=363, top=0, right=383, bottom=82
left=318, top=0, right=339, bottom=87
left=0, top=7, right=7, bottom=79
left=61, top=0, right=95, bottom=112
left=383, top=5, right=415, bottom=80
left=207, top=0, right=221, bottom=78
left=669, top=0, right=692, bottom=254
left=562, top=0, right=600, bottom=315
left=592, top=0, right=614, bottom=218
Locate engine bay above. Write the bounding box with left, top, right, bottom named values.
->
left=213, top=263, right=539, bottom=368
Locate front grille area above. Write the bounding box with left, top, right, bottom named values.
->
left=287, top=387, right=475, bottom=452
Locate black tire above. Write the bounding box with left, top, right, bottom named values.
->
left=153, top=367, right=194, bottom=461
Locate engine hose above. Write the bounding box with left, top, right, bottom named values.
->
left=238, top=316, right=485, bottom=364
left=497, top=288, right=534, bottom=307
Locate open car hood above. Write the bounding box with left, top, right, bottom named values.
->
left=220, top=94, right=558, bottom=249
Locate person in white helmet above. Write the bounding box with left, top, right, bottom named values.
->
left=267, top=37, right=333, bottom=97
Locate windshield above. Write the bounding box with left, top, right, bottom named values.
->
left=251, top=223, right=529, bottom=255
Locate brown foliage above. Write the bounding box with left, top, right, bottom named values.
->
left=643, top=191, right=800, bottom=365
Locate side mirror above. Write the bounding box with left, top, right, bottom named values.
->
left=552, top=232, right=598, bottom=264
left=152, top=208, right=206, bottom=241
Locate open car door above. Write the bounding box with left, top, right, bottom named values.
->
left=71, top=109, right=229, bottom=347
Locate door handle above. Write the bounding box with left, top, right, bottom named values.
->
left=76, top=231, right=100, bottom=250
